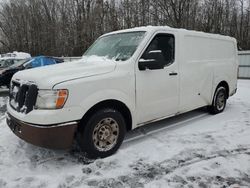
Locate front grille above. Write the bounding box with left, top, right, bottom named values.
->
left=9, top=81, right=38, bottom=114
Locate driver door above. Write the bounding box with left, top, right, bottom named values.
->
left=136, top=32, right=179, bottom=124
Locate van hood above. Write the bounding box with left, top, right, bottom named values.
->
left=12, top=56, right=117, bottom=89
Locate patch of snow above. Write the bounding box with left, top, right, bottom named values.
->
left=0, top=96, right=8, bottom=117
left=81, top=55, right=117, bottom=63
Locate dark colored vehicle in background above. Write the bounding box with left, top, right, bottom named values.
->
left=0, top=56, right=63, bottom=87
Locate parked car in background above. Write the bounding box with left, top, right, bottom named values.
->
left=0, top=56, right=63, bottom=87
left=0, top=52, right=31, bottom=70
left=0, top=51, right=31, bottom=59
left=0, top=58, right=28, bottom=70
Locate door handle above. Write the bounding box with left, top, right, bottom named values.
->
left=169, top=72, right=178, bottom=76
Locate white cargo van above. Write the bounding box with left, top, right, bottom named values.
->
left=6, top=26, right=238, bottom=158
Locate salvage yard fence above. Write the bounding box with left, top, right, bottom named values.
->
left=238, top=51, right=250, bottom=79
left=61, top=57, right=81, bottom=62
left=62, top=51, right=250, bottom=79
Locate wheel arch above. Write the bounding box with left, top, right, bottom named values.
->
left=216, top=81, right=229, bottom=99
left=78, top=99, right=133, bottom=132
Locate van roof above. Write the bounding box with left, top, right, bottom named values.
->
left=103, top=26, right=236, bottom=42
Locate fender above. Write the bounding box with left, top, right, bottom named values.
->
left=78, top=89, right=137, bottom=129
left=211, top=75, right=230, bottom=104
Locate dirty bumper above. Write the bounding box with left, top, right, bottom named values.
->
left=6, top=113, right=78, bottom=149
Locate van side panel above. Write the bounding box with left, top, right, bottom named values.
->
left=179, top=34, right=237, bottom=112
left=212, top=39, right=238, bottom=98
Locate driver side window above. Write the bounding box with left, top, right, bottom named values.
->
left=142, top=34, right=175, bottom=66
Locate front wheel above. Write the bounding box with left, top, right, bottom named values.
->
left=208, top=86, right=227, bottom=114
left=77, top=108, right=126, bottom=159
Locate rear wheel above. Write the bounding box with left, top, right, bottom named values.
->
left=208, top=86, right=227, bottom=114
left=77, top=108, right=126, bottom=159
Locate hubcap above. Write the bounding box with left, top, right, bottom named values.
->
left=92, top=118, right=119, bottom=152
left=216, top=90, right=225, bottom=111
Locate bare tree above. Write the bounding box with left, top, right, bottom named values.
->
left=0, top=0, right=249, bottom=56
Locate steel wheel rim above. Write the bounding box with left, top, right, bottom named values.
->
left=92, top=118, right=119, bottom=152
left=216, top=91, right=225, bottom=111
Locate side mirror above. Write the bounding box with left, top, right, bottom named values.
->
left=138, top=50, right=164, bottom=71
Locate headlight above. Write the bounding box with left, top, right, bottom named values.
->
left=35, top=89, right=68, bottom=109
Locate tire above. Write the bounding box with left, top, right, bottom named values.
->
left=208, top=86, right=227, bottom=114
left=77, top=108, right=126, bottom=159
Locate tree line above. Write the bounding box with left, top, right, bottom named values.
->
left=0, top=0, right=249, bottom=57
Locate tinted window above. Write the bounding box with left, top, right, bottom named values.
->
left=24, top=59, right=41, bottom=69
left=142, top=34, right=175, bottom=66
left=42, top=58, right=56, bottom=66
left=31, top=60, right=42, bottom=68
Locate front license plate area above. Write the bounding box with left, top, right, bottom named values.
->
left=6, top=115, right=21, bottom=133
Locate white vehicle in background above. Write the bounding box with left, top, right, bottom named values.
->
left=0, top=51, right=31, bottom=59
left=6, top=26, right=238, bottom=158
left=0, top=52, right=31, bottom=70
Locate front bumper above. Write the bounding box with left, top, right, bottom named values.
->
left=6, top=113, right=78, bottom=149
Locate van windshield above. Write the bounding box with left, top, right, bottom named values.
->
left=83, top=31, right=146, bottom=61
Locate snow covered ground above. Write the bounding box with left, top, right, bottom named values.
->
left=0, top=80, right=250, bottom=188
